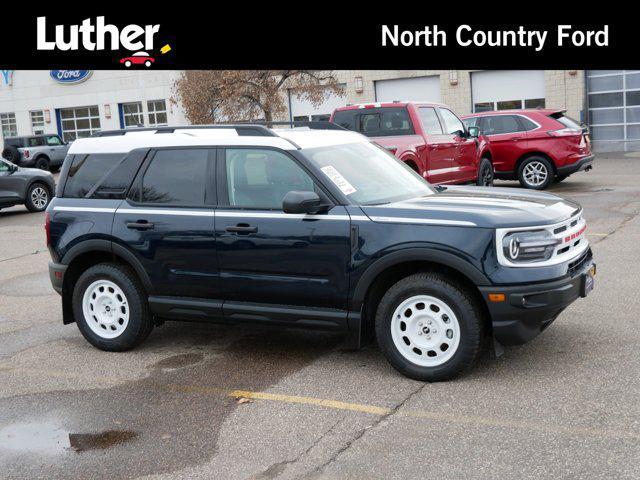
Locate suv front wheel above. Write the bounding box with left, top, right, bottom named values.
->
left=375, top=273, right=484, bottom=382
left=72, top=263, right=153, bottom=351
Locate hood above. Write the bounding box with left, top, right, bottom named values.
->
left=360, top=186, right=581, bottom=229
left=16, top=166, right=54, bottom=178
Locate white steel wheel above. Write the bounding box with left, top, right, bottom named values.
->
left=522, top=160, right=548, bottom=187
left=30, top=186, right=49, bottom=209
left=390, top=295, right=461, bottom=367
left=82, top=280, right=130, bottom=339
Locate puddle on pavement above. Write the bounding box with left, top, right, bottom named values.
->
left=152, top=352, right=205, bottom=371
left=0, top=422, right=136, bottom=455
left=69, top=430, right=137, bottom=452
left=0, top=422, right=70, bottom=454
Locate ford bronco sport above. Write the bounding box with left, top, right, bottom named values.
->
left=46, top=125, right=595, bottom=381
left=2, top=134, right=69, bottom=171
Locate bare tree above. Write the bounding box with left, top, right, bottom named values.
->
left=172, top=70, right=344, bottom=124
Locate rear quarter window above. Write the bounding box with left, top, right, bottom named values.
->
left=358, top=107, right=415, bottom=137
left=332, top=110, right=358, bottom=131
left=4, top=138, right=25, bottom=148
left=62, top=151, right=146, bottom=199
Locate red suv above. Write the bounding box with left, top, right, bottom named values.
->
left=462, top=110, right=594, bottom=190
left=330, top=102, right=494, bottom=186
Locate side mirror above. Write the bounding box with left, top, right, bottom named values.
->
left=283, top=191, right=323, bottom=214
left=468, top=126, right=480, bottom=138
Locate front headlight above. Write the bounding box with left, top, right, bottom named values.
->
left=501, top=230, right=560, bottom=263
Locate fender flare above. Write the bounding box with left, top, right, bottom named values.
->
left=61, top=239, right=155, bottom=294
left=350, top=247, right=490, bottom=312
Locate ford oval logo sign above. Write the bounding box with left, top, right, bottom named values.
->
left=50, top=70, right=92, bottom=84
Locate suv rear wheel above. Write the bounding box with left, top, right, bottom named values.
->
left=375, top=273, right=484, bottom=381
left=72, top=263, right=153, bottom=351
left=35, top=156, right=50, bottom=171
left=518, top=156, right=554, bottom=190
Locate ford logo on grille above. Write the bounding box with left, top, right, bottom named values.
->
left=50, top=70, right=92, bottom=84
left=509, top=237, right=520, bottom=259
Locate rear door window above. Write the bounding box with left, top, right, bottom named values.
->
left=27, top=137, right=45, bottom=147
left=140, top=149, right=210, bottom=206
left=418, top=107, right=444, bottom=134
left=480, top=115, right=523, bottom=135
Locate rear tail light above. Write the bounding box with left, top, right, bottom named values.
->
left=547, top=128, right=581, bottom=138
left=23, top=149, right=30, bottom=158
left=45, top=212, right=51, bottom=245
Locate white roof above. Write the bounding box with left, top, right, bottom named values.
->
left=68, top=127, right=366, bottom=154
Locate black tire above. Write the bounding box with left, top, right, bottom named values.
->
left=517, top=156, right=554, bottom=190
left=476, top=157, right=494, bottom=186
left=72, top=263, right=153, bottom=351
left=24, top=182, right=51, bottom=212
left=2, top=146, right=20, bottom=163
left=555, top=174, right=569, bottom=183
left=35, top=156, right=50, bottom=171
left=375, top=272, right=484, bottom=382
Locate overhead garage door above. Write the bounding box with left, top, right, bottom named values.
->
left=289, top=86, right=347, bottom=122
left=587, top=70, right=640, bottom=152
left=471, top=70, right=546, bottom=112
left=374, top=76, right=441, bottom=103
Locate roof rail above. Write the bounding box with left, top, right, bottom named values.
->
left=91, top=124, right=278, bottom=138
left=234, top=120, right=347, bottom=131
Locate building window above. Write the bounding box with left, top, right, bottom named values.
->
left=473, top=98, right=546, bottom=113
left=1, top=112, right=17, bottom=138
left=147, top=100, right=168, bottom=127
left=30, top=110, right=45, bottom=135
left=122, top=102, right=144, bottom=128
left=59, top=106, right=101, bottom=142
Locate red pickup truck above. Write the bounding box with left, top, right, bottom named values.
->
left=330, top=102, right=493, bottom=186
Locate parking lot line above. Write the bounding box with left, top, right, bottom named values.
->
left=2, top=364, right=638, bottom=441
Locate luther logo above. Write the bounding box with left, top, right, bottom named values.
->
left=36, top=16, right=160, bottom=52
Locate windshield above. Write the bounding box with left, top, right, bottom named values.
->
left=301, top=142, right=434, bottom=205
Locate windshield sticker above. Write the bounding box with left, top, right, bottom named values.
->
left=321, top=166, right=357, bottom=195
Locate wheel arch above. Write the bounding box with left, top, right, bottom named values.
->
left=351, top=249, right=492, bottom=342
left=60, top=240, right=154, bottom=324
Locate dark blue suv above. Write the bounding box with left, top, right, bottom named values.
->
left=46, top=125, right=596, bottom=381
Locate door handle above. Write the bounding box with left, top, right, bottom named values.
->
left=511, top=137, right=523, bottom=142
left=226, top=224, right=258, bottom=234
left=428, top=144, right=440, bottom=150
left=126, top=220, right=154, bottom=230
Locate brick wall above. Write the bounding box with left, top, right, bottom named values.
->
left=281, top=70, right=586, bottom=120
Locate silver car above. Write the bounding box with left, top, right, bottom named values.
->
left=1, top=134, right=69, bottom=172
left=0, top=158, right=56, bottom=212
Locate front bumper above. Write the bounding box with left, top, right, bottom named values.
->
left=557, top=154, right=594, bottom=176
left=480, top=250, right=595, bottom=346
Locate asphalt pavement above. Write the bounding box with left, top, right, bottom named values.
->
left=1, top=155, right=639, bottom=479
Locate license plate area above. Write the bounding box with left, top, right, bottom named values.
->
left=581, top=265, right=596, bottom=297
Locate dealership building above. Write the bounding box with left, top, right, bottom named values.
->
left=1, top=69, right=638, bottom=152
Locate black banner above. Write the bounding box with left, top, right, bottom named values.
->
left=1, top=6, right=635, bottom=70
